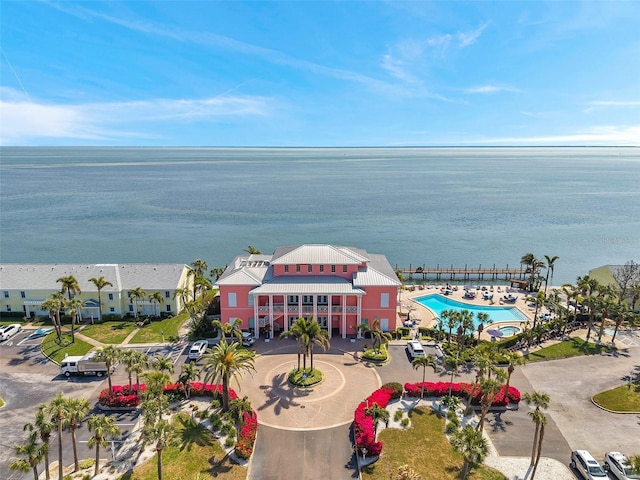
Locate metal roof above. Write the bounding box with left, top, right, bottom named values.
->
left=250, top=276, right=364, bottom=295
left=0, top=263, right=190, bottom=291
left=271, top=244, right=369, bottom=265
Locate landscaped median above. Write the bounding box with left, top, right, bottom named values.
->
left=523, top=337, right=616, bottom=362
left=41, top=331, right=93, bottom=364
left=592, top=381, right=640, bottom=413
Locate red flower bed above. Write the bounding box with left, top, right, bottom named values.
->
left=235, top=410, right=258, bottom=460
left=98, top=382, right=239, bottom=408
left=403, top=382, right=521, bottom=407
left=353, top=386, right=395, bottom=457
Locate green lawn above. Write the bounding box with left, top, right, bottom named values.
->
left=362, top=407, right=506, bottom=480
left=121, top=412, right=246, bottom=480
left=0, top=396, right=5, bottom=408
left=41, top=331, right=94, bottom=364
left=80, top=321, right=136, bottom=344
left=593, top=382, right=640, bottom=412
left=128, top=313, right=189, bottom=344
left=523, top=338, right=614, bottom=362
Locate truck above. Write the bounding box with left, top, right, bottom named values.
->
left=59, top=352, right=112, bottom=377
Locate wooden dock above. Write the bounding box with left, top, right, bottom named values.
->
left=396, top=264, right=528, bottom=281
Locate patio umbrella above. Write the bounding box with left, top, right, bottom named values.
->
left=486, top=329, right=504, bottom=337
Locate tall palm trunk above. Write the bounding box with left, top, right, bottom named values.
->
left=157, top=447, right=163, bottom=480
left=71, top=426, right=79, bottom=471
left=531, top=422, right=545, bottom=479
left=57, top=419, right=63, bottom=480
left=530, top=421, right=539, bottom=466
left=94, top=441, right=101, bottom=477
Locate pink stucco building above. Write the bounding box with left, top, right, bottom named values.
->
left=216, top=244, right=401, bottom=339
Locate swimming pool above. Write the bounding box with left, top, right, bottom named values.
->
left=498, top=326, right=521, bottom=337
left=415, top=294, right=529, bottom=328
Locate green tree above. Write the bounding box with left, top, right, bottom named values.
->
left=152, top=355, right=175, bottom=375
left=65, top=397, right=91, bottom=472
left=93, top=345, right=122, bottom=393
left=502, top=350, right=525, bottom=396
left=178, top=361, right=201, bottom=399
left=450, top=425, right=489, bottom=480
left=87, top=414, right=121, bottom=477
left=244, top=245, right=262, bottom=254
left=442, top=310, right=459, bottom=346
left=306, top=318, right=330, bottom=370
left=210, top=266, right=225, bottom=281
left=528, top=290, right=547, bottom=333
left=412, top=354, right=438, bottom=398
left=148, top=291, right=165, bottom=317
left=445, top=353, right=462, bottom=397
left=228, top=395, right=253, bottom=442
left=88, top=276, right=113, bottom=322
left=45, top=392, right=69, bottom=480
left=65, top=297, right=84, bottom=342
left=365, top=402, right=390, bottom=435
left=279, top=318, right=306, bottom=369
left=363, top=318, right=392, bottom=354
left=57, top=274, right=81, bottom=301
left=523, top=391, right=551, bottom=467
left=128, top=287, right=146, bottom=318
left=142, top=417, right=178, bottom=480
left=202, top=339, right=256, bottom=411
left=41, top=293, right=65, bottom=341
left=476, top=312, right=489, bottom=343
left=9, top=431, right=47, bottom=480
left=23, top=404, right=54, bottom=480
left=577, top=275, right=602, bottom=342
left=213, top=317, right=244, bottom=343
left=543, top=255, right=559, bottom=293
left=475, top=374, right=505, bottom=432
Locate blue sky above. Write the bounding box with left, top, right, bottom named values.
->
left=1, top=1, right=639, bottom=146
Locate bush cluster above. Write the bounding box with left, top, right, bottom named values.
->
left=353, top=386, right=395, bottom=457
left=97, top=382, right=240, bottom=408
left=235, top=410, right=258, bottom=460
left=403, top=381, right=522, bottom=406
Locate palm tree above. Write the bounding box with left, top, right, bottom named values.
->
left=611, top=302, right=632, bottom=344
left=543, top=255, right=559, bottom=293
left=88, top=276, right=113, bottom=322
left=65, top=297, right=84, bottom=342
left=41, top=292, right=65, bottom=341
left=24, top=404, right=54, bottom=480
left=306, top=318, right=330, bottom=370
left=450, top=425, right=489, bottom=480
left=365, top=402, right=390, bottom=435
left=502, top=350, right=525, bottom=397
left=228, top=395, right=253, bottom=442
left=178, top=361, right=201, bottom=399
left=476, top=313, right=488, bottom=343
left=530, top=410, right=547, bottom=479
left=476, top=375, right=505, bottom=432
left=9, top=431, right=47, bottom=480
left=93, top=345, right=122, bottom=393
left=130, top=350, right=150, bottom=390
left=148, top=291, right=165, bottom=317
left=445, top=353, right=462, bottom=397
left=213, top=317, right=244, bottom=343
left=202, top=339, right=256, bottom=411
left=210, top=266, right=225, bottom=281
left=523, top=391, right=551, bottom=467
left=364, top=318, right=392, bottom=354
left=57, top=274, right=81, bottom=301
left=442, top=310, right=458, bottom=346
left=596, top=285, right=617, bottom=342
left=87, top=414, right=121, bottom=477
left=120, top=349, right=137, bottom=391
left=173, top=287, right=192, bottom=311
left=190, top=258, right=209, bottom=279
left=142, top=417, right=177, bottom=480
left=529, top=290, right=547, bottom=332
left=279, top=318, right=305, bottom=369
left=244, top=245, right=262, bottom=254
left=152, top=355, right=175, bottom=375
left=140, top=370, right=172, bottom=422
left=65, top=397, right=91, bottom=472
left=412, top=354, right=438, bottom=398
left=128, top=287, right=146, bottom=318
left=577, top=275, right=601, bottom=342
left=45, top=392, right=69, bottom=480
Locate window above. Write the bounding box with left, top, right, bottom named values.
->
left=109, top=307, right=115, bottom=312
left=165, top=291, right=170, bottom=298
left=129, top=305, right=134, bottom=312
left=342, top=265, right=348, bottom=273
left=3, top=291, right=8, bottom=298
left=228, top=292, right=237, bottom=307
left=288, top=295, right=298, bottom=303
left=380, top=293, right=389, bottom=308
left=296, top=264, right=301, bottom=273
left=284, top=265, right=289, bottom=273
left=166, top=305, right=171, bottom=312
left=20, top=291, right=26, bottom=298
left=307, top=264, right=312, bottom=273
left=303, top=295, right=313, bottom=304
left=331, top=264, right=336, bottom=273
left=319, top=265, right=324, bottom=272
left=317, top=295, right=328, bottom=304
left=108, top=293, right=114, bottom=300
left=6, top=305, right=11, bottom=312
left=247, top=294, right=254, bottom=306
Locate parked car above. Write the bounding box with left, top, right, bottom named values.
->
left=241, top=331, right=255, bottom=347
left=571, top=450, right=607, bottom=479
left=188, top=340, right=208, bottom=360
left=0, top=323, right=22, bottom=341
left=406, top=340, right=426, bottom=359
left=604, top=452, right=640, bottom=480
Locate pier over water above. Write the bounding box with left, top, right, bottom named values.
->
left=396, top=264, right=529, bottom=281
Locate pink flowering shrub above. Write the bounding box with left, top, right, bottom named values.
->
left=353, top=386, right=395, bottom=457
left=98, top=382, right=239, bottom=407
left=235, top=410, right=258, bottom=460
left=404, top=382, right=521, bottom=407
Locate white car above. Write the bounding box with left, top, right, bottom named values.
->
left=571, top=450, right=607, bottom=479
left=406, top=340, right=426, bottom=359
left=604, top=452, right=640, bottom=480
left=241, top=331, right=255, bottom=347
left=0, top=323, right=22, bottom=341
left=188, top=340, right=208, bottom=360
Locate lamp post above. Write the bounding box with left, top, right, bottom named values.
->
left=361, top=447, right=368, bottom=462
left=161, top=330, right=165, bottom=343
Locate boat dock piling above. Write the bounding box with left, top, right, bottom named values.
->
left=396, top=264, right=528, bottom=281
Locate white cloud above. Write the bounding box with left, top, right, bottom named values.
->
left=588, top=100, right=640, bottom=107
left=461, top=125, right=640, bottom=146
left=0, top=88, right=271, bottom=145
left=461, top=84, right=521, bottom=94
left=457, top=21, right=490, bottom=47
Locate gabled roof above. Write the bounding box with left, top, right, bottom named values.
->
left=271, top=244, right=369, bottom=265
left=0, top=264, right=189, bottom=291
left=250, top=275, right=364, bottom=295
left=216, top=255, right=271, bottom=286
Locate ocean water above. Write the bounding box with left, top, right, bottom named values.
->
left=1, top=146, right=639, bottom=285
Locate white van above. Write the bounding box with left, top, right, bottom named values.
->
left=406, top=340, right=426, bottom=359
left=571, top=450, right=607, bottom=479
left=0, top=324, right=22, bottom=341
left=188, top=340, right=208, bottom=360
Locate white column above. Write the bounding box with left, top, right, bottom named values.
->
left=253, top=298, right=259, bottom=339
left=342, top=294, right=347, bottom=338
left=269, top=294, right=274, bottom=338
left=284, top=295, right=289, bottom=332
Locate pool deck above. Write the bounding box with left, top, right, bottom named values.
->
left=398, top=284, right=553, bottom=341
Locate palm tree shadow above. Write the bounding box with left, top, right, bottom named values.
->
left=257, top=371, right=311, bottom=415
left=487, top=412, right=512, bottom=433
left=177, top=415, right=214, bottom=452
